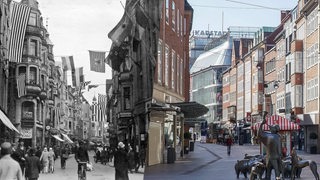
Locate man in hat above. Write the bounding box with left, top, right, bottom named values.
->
left=0, top=142, right=23, bottom=180
left=114, top=141, right=129, bottom=180
left=25, top=148, right=41, bottom=180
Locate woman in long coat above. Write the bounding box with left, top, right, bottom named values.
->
left=114, top=142, right=129, bottom=180
left=40, top=147, right=49, bottom=173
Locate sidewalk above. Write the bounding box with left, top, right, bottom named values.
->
left=144, top=142, right=320, bottom=180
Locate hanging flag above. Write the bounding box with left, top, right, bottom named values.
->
left=73, top=67, right=84, bottom=87
left=82, top=81, right=91, bottom=90
left=61, top=56, right=75, bottom=71
left=83, top=81, right=91, bottom=87
left=89, top=50, right=106, bottom=73
left=98, top=94, right=107, bottom=120
left=16, top=74, right=26, bottom=98
left=8, top=2, right=31, bottom=62
left=88, top=84, right=99, bottom=91
left=108, top=0, right=135, bottom=46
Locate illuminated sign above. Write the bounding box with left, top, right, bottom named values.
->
left=192, top=30, right=228, bottom=37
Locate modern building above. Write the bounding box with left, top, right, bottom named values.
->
left=190, top=37, right=232, bottom=124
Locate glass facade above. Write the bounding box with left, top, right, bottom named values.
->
left=191, top=67, right=228, bottom=123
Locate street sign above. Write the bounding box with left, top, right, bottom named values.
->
left=117, top=112, right=132, bottom=118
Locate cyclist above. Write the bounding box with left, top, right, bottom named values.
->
left=75, top=141, right=89, bottom=178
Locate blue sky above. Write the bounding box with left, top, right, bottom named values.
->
left=188, top=0, right=297, bottom=31
left=32, top=0, right=298, bottom=104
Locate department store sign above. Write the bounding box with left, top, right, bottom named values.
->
left=192, top=30, right=228, bottom=37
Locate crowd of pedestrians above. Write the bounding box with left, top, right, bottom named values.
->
left=0, top=140, right=72, bottom=180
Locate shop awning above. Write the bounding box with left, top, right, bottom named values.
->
left=52, top=135, right=64, bottom=142
left=62, top=133, right=74, bottom=143
left=0, top=109, right=19, bottom=133
left=170, top=101, right=209, bottom=118
left=252, top=115, right=300, bottom=131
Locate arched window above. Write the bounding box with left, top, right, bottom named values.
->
left=18, top=66, right=27, bottom=75
left=29, top=66, right=37, bottom=84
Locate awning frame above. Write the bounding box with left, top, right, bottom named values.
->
left=252, top=115, right=300, bottom=131
left=62, top=133, right=74, bottom=143
left=0, top=109, right=20, bottom=134
left=52, top=134, right=64, bottom=142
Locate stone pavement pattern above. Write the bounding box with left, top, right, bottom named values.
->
left=144, top=142, right=320, bottom=180
left=36, top=151, right=144, bottom=180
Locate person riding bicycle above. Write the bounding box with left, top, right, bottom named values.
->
left=75, top=141, right=89, bottom=176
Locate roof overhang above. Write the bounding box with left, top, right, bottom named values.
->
left=170, top=101, right=208, bottom=118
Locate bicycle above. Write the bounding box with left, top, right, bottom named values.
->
left=78, top=161, right=87, bottom=180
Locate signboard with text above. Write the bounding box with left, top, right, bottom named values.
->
left=20, top=128, right=32, bottom=139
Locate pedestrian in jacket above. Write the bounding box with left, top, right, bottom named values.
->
left=60, top=146, right=68, bottom=169
left=114, top=141, right=129, bottom=180
left=0, top=142, right=23, bottom=180
left=25, top=148, right=41, bottom=180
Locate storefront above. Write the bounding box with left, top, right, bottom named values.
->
left=252, top=115, right=300, bottom=156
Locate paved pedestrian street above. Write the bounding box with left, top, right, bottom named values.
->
left=37, top=151, right=144, bottom=180
left=144, top=142, right=320, bottom=180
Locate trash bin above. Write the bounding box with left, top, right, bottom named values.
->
left=189, top=141, right=194, bottom=152
left=167, top=147, right=175, bottom=163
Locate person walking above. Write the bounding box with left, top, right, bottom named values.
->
left=25, top=148, right=41, bottom=180
left=114, top=141, right=129, bottom=180
left=226, top=136, right=233, bottom=156
left=48, top=147, right=55, bottom=173
left=0, top=142, right=23, bottom=180
left=40, top=147, right=49, bottom=173
left=60, top=145, right=68, bottom=169
left=128, top=146, right=135, bottom=173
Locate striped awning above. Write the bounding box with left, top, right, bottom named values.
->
left=52, top=135, right=64, bottom=142
left=0, top=109, right=19, bottom=133
left=252, top=115, right=300, bottom=131
left=61, top=133, right=74, bottom=143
